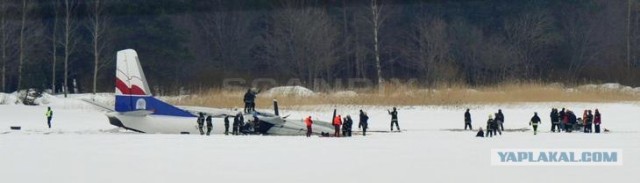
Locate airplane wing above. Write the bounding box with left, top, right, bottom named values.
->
left=179, top=106, right=238, bottom=118
left=80, top=98, right=115, bottom=112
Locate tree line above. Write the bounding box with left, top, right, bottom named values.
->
left=1, top=0, right=639, bottom=95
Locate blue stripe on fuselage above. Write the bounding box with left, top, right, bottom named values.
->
left=115, top=95, right=195, bottom=117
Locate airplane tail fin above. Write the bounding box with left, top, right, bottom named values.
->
left=114, top=49, right=194, bottom=117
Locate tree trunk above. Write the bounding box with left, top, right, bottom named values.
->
left=63, top=0, right=72, bottom=98
left=92, top=0, right=100, bottom=95
left=371, top=0, right=383, bottom=88
left=1, top=2, right=6, bottom=92
left=17, top=0, right=27, bottom=90
left=52, top=1, right=58, bottom=93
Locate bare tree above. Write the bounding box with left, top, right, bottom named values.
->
left=0, top=0, right=16, bottom=92
left=370, top=0, right=383, bottom=87
left=556, top=6, right=602, bottom=81
left=87, top=0, right=110, bottom=95
left=50, top=0, right=59, bottom=93
left=197, top=0, right=257, bottom=76
left=62, top=0, right=79, bottom=97
left=16, top=0, right=30, bottom=90
left=405, top=17, right=456, bottom=86
left=263, top=0, right=339, bottom=88
left=503, top=11, right=556, bottom=79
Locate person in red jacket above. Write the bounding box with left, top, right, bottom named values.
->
left=305, top=116, right=313, bottom=137
left=594, top=109, right=602, bottom=133
left=333, top=115, right=342, bottom=137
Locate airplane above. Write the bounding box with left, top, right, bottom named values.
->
left=104, top=49, right=335, bottom=135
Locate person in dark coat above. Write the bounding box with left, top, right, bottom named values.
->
left=566, top=110, right=576, bottom=132
left=476, top=127, right=485, bottom=137
left=197, top=113, right=205, bottom=135
left=496, top=109, right=505, bottom=131
left=358, top=110, right=369, bottom=136
left=486, top=115, right=494, bottom=137
left=243, top=89, right=256, bottom=113
left=594, top=109, right=602, bottom=133
left=232, top=113, right=243, bottom=135
left=530, top=112, right=542, bottom=135
left=559, top=108, right=566, bottom=132
left=224, top=116, right=230, bottom=135
left=205, top=115, right=213, bottom=136
left=584, top=110, right=593, bottom=133
left=550, top=108, right=560, bottom=132
left=342, top=115, right=353, bottom=137
left=388, top=107, right=400, bottom=131
left=464, top=109, right=472, bottom=130
left=45, top=107, right=53, bottom=128
left=492, top=113, right=502, bottom=136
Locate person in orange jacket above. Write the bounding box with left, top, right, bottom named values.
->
left=305, top=116, right=313, bottom=137
left=333, top=115, right=342, bottom=137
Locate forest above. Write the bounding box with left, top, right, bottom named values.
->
left=1, top=0, right=640, bottom=95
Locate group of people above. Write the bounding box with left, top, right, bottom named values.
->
left=196, top=113, right=214, bottom=135
left=309, top=108, right=400, bottom=137
left=472, top=109, right=505, bottom=137
left=319, top=110, right=371, bottom=137
left=196, top=112, right=260, bottom=136
left=330, top=115, right=354, bottom=137
left=550, top=108, right=602, bottom=133
left=471, top=108, right=604, bottom=137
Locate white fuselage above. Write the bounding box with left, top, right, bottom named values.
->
left=107, top=112, right=335, bottom=135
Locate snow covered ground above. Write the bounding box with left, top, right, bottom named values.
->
left=1, top=93, right=639, bottom=183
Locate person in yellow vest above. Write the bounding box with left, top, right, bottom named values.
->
left=45, top=107, right=53, bottom=128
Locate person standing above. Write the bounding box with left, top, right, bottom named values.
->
left=359, top=110, right=369, bottom=136
left=343, top=115, right=353, bottom=137
left=566, top=110, right=576, bottom=132
left=197, top=113, right=205, bottom=135
left=530, top=112, right=542, bottom=135
left=333, top=115, right=342, bottom=137
left=584, top=110, right=594, bottom=133
left=388, top=107, right=400, bottom=132
left=45, top=107, right=53, bottom=128
left=492, top=113, right=502, bottom=136
left=486, top=114, right=494, bottom=137
left=224, top=115, right=230, bottom=135
left=232, top=113, right=243, bottom=135
left=464, top=109, right=472, bottom=130
left=594, top=109, right=602, bottom=133
left=305, top=116, right=313, bottom=137
left=243, top=89, right=256, bottom=113
left=559, top=108, right=566, bottom=132
left=496, top=109, right=505, bottom=131
left=550, top=108, right=560, bottom=132
left=205, top=115, right=213, bottom=136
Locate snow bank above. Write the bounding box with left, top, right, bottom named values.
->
left=0, top=92, right=20, bottom=105
left=575, top=83, right=640, bottom=94
left=263, top=86, right=315, bottom=97
left=331, top=90, right=358, bottom=97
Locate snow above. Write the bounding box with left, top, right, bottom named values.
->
left=331, top=90, right=358, bottom=97
left=1, top=93, right=639, bottom=183
left=263, top=86, right=316, bottom=97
